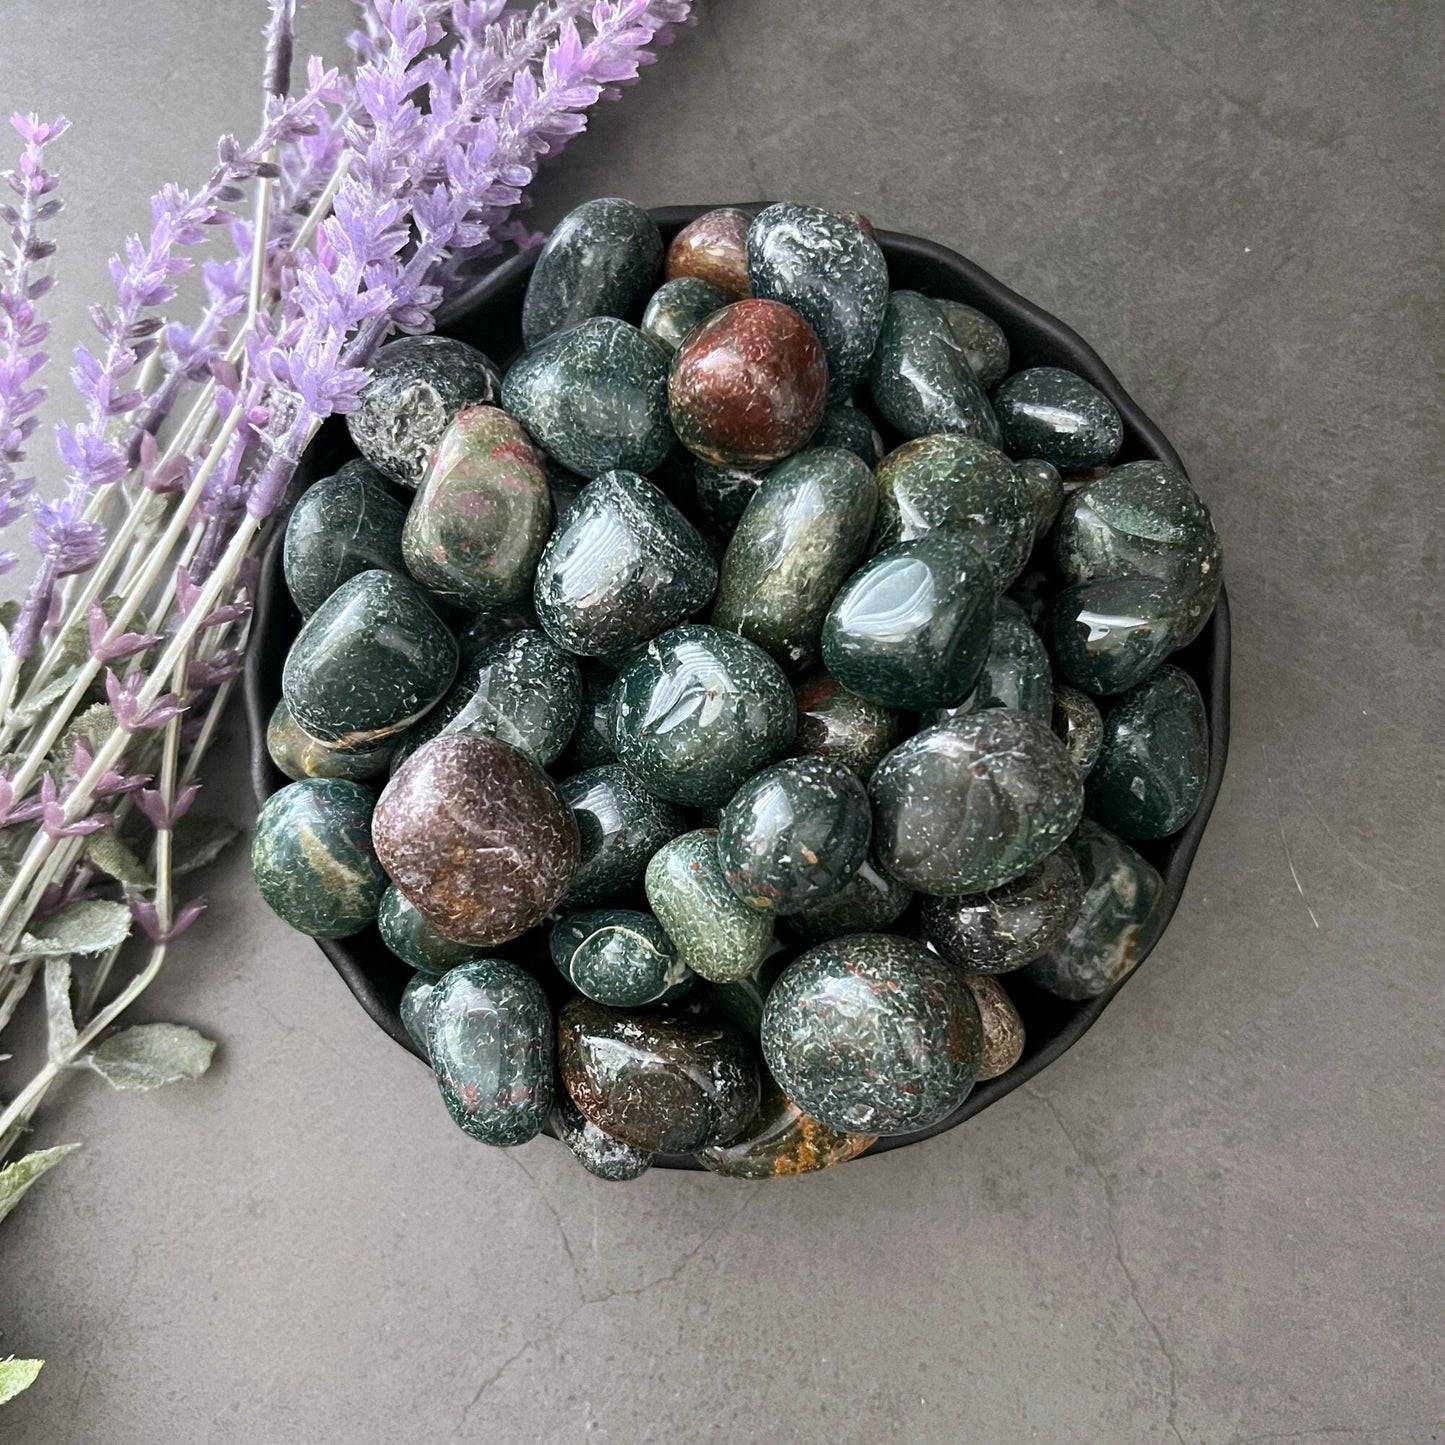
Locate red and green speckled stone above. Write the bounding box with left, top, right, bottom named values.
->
left=549, top=907, right=693, bottom=1008
left=966, top=975, right=1026, bottom=1081
left=551, top=1092, right=655, bottom=1181
left=377, top=884, right=482, bottom=975
left=560, top=763, right=688, bottom=910
left=664, top=207, right=753, bottom=298
left=399, top=971, right=439, bottom=1058
left=641, top=276, right=731, bottom=353
left=265, top=698, right=392, bottom=783
left=783, top=856, right=913, bottom=948
left=698, top=1076, right=876, bottom=1179
left=993, top=366, right=1123, bottom=471
left=793, top=673, right=901, bottom=781
left=1045, top=577, right=1183, bottom=696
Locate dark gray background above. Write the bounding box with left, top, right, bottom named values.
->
left=1, top=2, right=1442, bottom=1441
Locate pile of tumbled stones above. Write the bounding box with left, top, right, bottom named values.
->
left=251, top=199, right=1220, bottom=1181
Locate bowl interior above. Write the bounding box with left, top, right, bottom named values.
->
left=244, top=205, right=1231, bottom=1169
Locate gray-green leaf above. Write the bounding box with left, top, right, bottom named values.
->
left=171, top=814, right=241, bottom=877
left=0, top=1143, right=79, bottom=1226
left=56, top=703, right=119, bottom=771
left=43, top=957, right=76, bottom=1062
left=0, top=1358, right=44, bottom=1406
left=17, top=899, right=133, bottom=958
left=13, top=665, right=87, bottom=723
left=88, top=1023, right=216, bottom=1091
left=85, top=829, right=153, bottom=888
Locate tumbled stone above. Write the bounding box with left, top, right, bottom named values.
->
left=747, top=202, right=888, bottom=398
left=551, top=908, right=693, bottom=1007
left=373, top=734, right=578, bottom=946
left=712, top=446, right=876, bottom=670
left=399, top=971, right=439, bottom=1058
left=703, top=948, right=789, bottom=1037
left=699, top=1076, right=876, bottom=1179
left=641, top=275, right=730, bottom=352
left=993, top=366, right=1123, bottom=470
left=346, top=335, right=501, bottom=488
left=401, top=406, right=551, bottom=611
left=429, top=959, right=553, bottom=1147
left=1015, top=457, right=1065, bottom=543
left=282, top=570, right=457, bottom=747
left=867, top=291, right=1001, bottom=444
left=668, top=299, right=828, bottom=467
left=552, top=1092, right=654, bottom=1181
left=810, top=404, right=883, bottom=464
left=377, top=884, right=480, bottom=974
left=533, top=468, right=717, bottom=659
left=944, top=600, right=1053, bottom=721
left=692, top=459, right=764, bottom=535
left=610, top=625, right=796, bottom=805
left=250, top=779, right=387, bottom=938
left=501, top=317, right=672, bottom=479
left=453, top=604, right=538, bottom=664
left=966, top=975, right=1026, bottom=1081
left=870, top=710, right=1084, bottom=895
left=784, top=857, right=912, bottom=947
left=1045, top=577, right=1182, bottom=696
left=761, top=933, right=982, bottom=1136
left=1086, top=664, right=1209, bottom=839
left=792, top=673, right=900, bottom=780
left=265, top=698, right=392, bottom=783
left=645, top=829, right=773, bottom=983
left=917, top=844, right=1084, bottom=974
left=664, top=207, right=752, bottom=298
left=558, top=1000, right=759, bottom=1153
left=555, top=663, right=618, bottom=772
left=283, top=460, right=407, bottom=617
left=559, top=764, right=686, bottom=909
left=1022, top=819, right=1165, bottom=999
left=1052, top=684, right=1105, bottom=776
left=521, top=197, right=663, bottom=346
left=934, top=299, right=1011, bottom=390
left=821, top=531, right=996, bottom=711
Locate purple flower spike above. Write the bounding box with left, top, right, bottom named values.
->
left=105, top=670, right=188, bottom=732
left=129, top=893, right=207, bottom=944
left=87, top=598, right=159, bottom=663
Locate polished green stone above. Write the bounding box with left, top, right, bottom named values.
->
left=870, top=710, right=1084, bottom=895
left=784, top=856, right=912, bottom=947
left=283, top=460, right=407, bottom=617
left=1054, top=460, right=1222, bottom=648
left=501, top=317, right=672, bottom=479
left=265, top=698, right=392, bottom=783
left=703, top=948, right=789, bottom=1037
left=821, top=531, right=996, bottom=711
left=809, top=404, right=883, bottom=465
left=1052, top=684, right=1105, bottom=776
left=934, top=299, right=1011, bottom=390
left=428, top=959, right=554, bottom=1147
left=698, top=1076, right=876, bottom=1178
left=532, top=468, right=716, bottom=659
left=761, top=933, right=982, bottom=1136
left=399, top=971, right=439, bottom=1057
left=282, top=570, right=458, bottom=746
left=250, top=779, right=387, bottom=938
left=867, top=291, right=1001, bottom=444
left=555, top=663, right=619, bottom=772
left=559, top=763, right=687, bottom=909
left=641, top=276, right=730, bottom=352
left=792, top=673, right=901, bottom=780
left=1015, top=457, right=1065, bottom=543
left=1045, top=577, right=1182, bottom=696
left=377, top=884, right=480, bottom=974
left=943, top=599, right=1053, bottom=721
left=551, top=908, right=693, bottom=1007
left=644, top=828, right=773, bottom=982
left=1022, top=819, right=1165, bottom=999
left=712, top=446, right=876, bottom=671
left=692, top=459, right=764, bottom=535
left=610, top=625, right=796, bottom=805
left=967, top=974, right=1026, bottom=1080
left=552, top=1092, right=654, bottom=1181
left=1086, top=664, right=1209, bottom=839
left=872, top=433, right=1033, bottom=590
left=400, top=405, right=551, bottom=611
left=993, top=366, right=1123, bottom=470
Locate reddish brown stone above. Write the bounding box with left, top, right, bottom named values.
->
left=664, top=207, right=752, bottom=298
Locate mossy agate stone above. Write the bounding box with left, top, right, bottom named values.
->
left=703, top=948, right=789, bottom=1037
left=950, top=600, right=1053, bottom=721
left=1045, top=577, right=1182, bottom=696
left=785, top=857, right=912, bottom=947
left=993, top=366, right=1123, bottom=470
left=250, top=779, right=387, bottom=939
left=560, top=764, right=687, bottom=909
left=551, top=908, right=692, bottom=1007
left=557, top=663, right=618, bottom=772
left=810, top=404, right=883, bottom=465
left=692, top=459, right=764, bottom=535
left=377, top=884, right=479, bottom=974
left=792, top=673, right=900, bottom=780
left=265, top=698, right=392, bottom=783
left=761, top=933, right=982, bottom=1136
left=1015, top=457, right=1065, bottom=543
left=699, top=1077, right=876, bottom=1179
left=428, top=960, right=554, bottom=1147
left=966, top=975, right=1026, bottom=1081
left=641, top=276, right=730, bottom=352
left=934, top=299, right=1010, bottom=390
left=399, top=971, right=439, bottom=1057
left=552, top=1092, right=654, bottom=1181
left=664, top=207, right=752, bottom=298
left=1052, top=684, right=1105, bottom=776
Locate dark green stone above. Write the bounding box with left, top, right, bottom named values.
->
left=428, top=960, right=554, bottom=1146
left=784, top=857, right=912, bottom=947
left=934, top=299, right=1010, bottom=390
left=870, top=710, right=1084, bottom=895
left=942, top=600, right=1053, bottom=721
left=867, top=291, right=1002, bottom=444
left=703, top=948, right=789, bottom=1037
left=1022, top=819, right=1164, bottom=999
left=698, top=1075, right=877, bottom=1178
left=558, top=1000, right=760, bottom=1153
left=641, top=276, right=730, bottom=352
left=821, top=531, right=996, bottom=711
left=551, top=908, right=693, bottom=1007
left=282, top=570, right=458, bottom=746
left=283, top=460, right=406, bottom=617
left=712, top=446, right=876, bottom=671
left=760, top=933, right=982, bottom=1136
left=560, top=763, right=687, bottom=909
left=1045, top=577, right=1183, bottom=696
left=551, top=1092, right=654, bottom=1181
left=1052, top=684, right=1105, bottom=776
left=533, top=468, right=716, bottom=659
left=377, top=884, right=480, bottom=974
left=501, top=317, right=672, bottom=479
left=792, top=673, right=901, bottom=780
left=555, top=663, right=618, bottom=772
left=809, top=404, right=884, bottom=465
left=918, top=844, right=1085, bottom=974
left=993, top=366, right=1123, bottom=470
left=1054, top=461, right=1222, bottom=648
left=872, top=433, right=1033, bottom=590
left=521, top=198, right=663, bottom=347
left=399, top=972, right=439, bottom=1057
left=1015, top=457, right=1065, bottom=542
left=692, top=459, right=764, bottom=535
left=610, top=625, right=796, bottom=806
left=1085, top=664, right=1209, bottom=839
left=265, top=698, right=392, bottom=783
left=250, top=779, right=386, bottom=938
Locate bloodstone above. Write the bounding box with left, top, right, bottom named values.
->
left=917, top=844, right=1085, bottom=974
left=1045, top=577, right=1183, bottom=696
left=699, top=1076, right=876, bottom=1179
left=867, top=291, right=1001, bottom=444
left=610, top=625, right=796, bottom=806
left=692, top=459, right=764, bottom=535
left=521, top=197, right=663, bottom=346
left=746, top=202, right=888, bottom=399
left=703, top=948, right=789, bottom=1037
left=377, top=884, right=482, bottom=974
left=761, top=933, right=982, bottom=1136
left=668, top=299, right=828, bottom=467
left=282, top=570, right=458, bottom=746
left=428, top=960, right=554, bottom=1147
left=717, top=756, right=871, bottom=915
left=870, top=711, right=1084, bottom=895
left=821, top=531, right=996, bottom=711
left=1085, top=664, right=1209, bottom=839
left=641, top=276, right=730, bottom=352
left=373, top=734, right=579, bottom=946
left=399, top=972, right=439, bottom=1058
left=265, top=698, right=392, bottom=783
left=454, top=605, right=539, bottom=665
left=966, top=975, right=1026, bottom=1081
left=793, top=673, right=901, bottom=780
left=810, top=404, right=883, bottom=464
left=934, top=299, right=1011, bottom=390
left=501, top=317, right=673, bottom=479
left=944, top=600, right=1053, bottom=721
left=560, top=764, right=688, bottom=909
left=555, top=663, right=619, bottom=772
left=558, top=1001, right=760, bottom=1153
left=784, top=857, right=912, bottom=947
left=401, top=406, right=551, bottom=611
left=552, top=1093, right=654, bottom=1181
left=1015, top=457, right=1065, bottom=543
left=533, top=468, right=717, bottom=659
left=346, top=335, right=501, bottom=488
left=993, top=366, right=1123, bottom=470
left=1052, top=684, right=1105, bottom=776
left=712, top=446, right=876, bottom=671
left=550, top=908, right=693, bottom=1007
left=250, top=779, right=387, bottom=938
left=283, top=460, right=407, bottom=617
left=664, top=206, right=752, bottom=298
left=1022, top=819, right=1165, bottom=1000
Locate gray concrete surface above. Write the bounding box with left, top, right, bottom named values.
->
left=2, top=1, right=1443, bottom=1441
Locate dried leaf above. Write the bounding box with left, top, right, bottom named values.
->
left=85, top=829, right=152, bottom=888
left=14, top=665, right=87, bottom=722
left=171, top=814, right=241, bottom=877
left=56, top=703, right=118, bottom=769
left=17, top=899, right=133, bottom=957
left=0, top=1358, right=44, bottom=1406
left=0, top=1143, right=78, bottom=1226
left=43, top=956, right=76, bottom=1062
left=88, top=1023, right=216, bottom=1091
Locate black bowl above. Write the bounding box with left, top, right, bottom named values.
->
left=245, top=204, right=1231, bottom=1170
